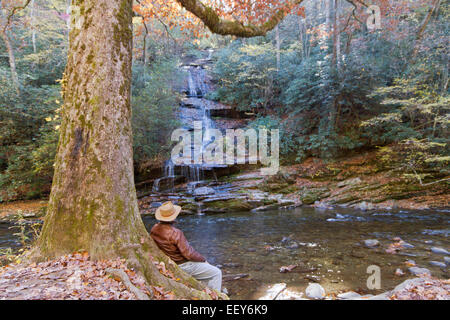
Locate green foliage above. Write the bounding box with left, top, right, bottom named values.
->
left=0, top=72, right=60, bottom=201
left=211, top=4, right=449, bottom=167
left=210, top=41, right=278, bottom=111
left=377, top=139, right=449, bottom=183
left=131, top=59, right=181, bottom=171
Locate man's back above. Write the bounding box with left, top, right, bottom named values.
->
left=150, top=222, right=206, bottom=264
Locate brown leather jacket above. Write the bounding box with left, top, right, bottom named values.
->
left=150, top=222, right=206, bottom=264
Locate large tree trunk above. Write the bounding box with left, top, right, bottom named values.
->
left=31, top=0, right=215, bottom=300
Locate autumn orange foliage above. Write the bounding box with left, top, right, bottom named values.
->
left=134, top=0, right=304, bottom=38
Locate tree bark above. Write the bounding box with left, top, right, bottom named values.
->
left=31, top=0, right=215, bottom=300
left=30, top=0, right=298, bottom=300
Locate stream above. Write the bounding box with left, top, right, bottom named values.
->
left=0, top=193, right=449, bottom=300
left=138, top=207, right=449, bottom=299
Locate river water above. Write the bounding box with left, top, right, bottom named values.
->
left=142, top=207, right=449, bottom=299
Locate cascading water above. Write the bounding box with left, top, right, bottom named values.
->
left=153, top=54, right=220, bottom=193
left=152, top=160, right=175, bottom=193
left=181, top=62, right=221, bottom=181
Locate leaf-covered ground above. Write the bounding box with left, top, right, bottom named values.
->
left=0, top=252, right=176, bottom=300
left=388, top=277, right=450, bottom=300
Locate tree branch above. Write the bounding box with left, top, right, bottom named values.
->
left=344, top=0, right=364, bottom=25
left=416, top=0, right=440, bottom=40
left=3, top=0, right=32, bottom=33
left=175, top=0, right=305, bottom=37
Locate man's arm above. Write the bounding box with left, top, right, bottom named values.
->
left=174, top=229, right=206, bottom=263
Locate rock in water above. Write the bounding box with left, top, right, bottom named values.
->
left=405, top=260, right=416, bottom=267
left=286, top=242, right=299, bottom=249
left=444, top=256, right=450, bottom=266
left=305, top=283, right=326, bottom=299
left=258, top=283, right=287, bottom=300
left=408, top=267, right=431, bottom=276
left=193, top=187, right=215, bottom=196
left=400, top=242, right=415, bottom=249
left=364, top=239, right=380, bottom=248
left=353, top=201, right=374, bottom=211
left=337, top=291, right=362, bottom=300
left=279, top=265, right=297, bottom=273
left=429, top=261, right=446, bottom=268
left=430, top=247, right=449, bottom=255
left=395, top=268, right=405, bottom=276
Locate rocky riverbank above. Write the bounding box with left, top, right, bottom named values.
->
left=1, top=149, right=448, bottom=223
left=137, top=149, right=448, bottom=218
left=257, top=276, right=449, bottom=300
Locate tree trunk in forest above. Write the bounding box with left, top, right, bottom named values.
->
left=31, top=0, right=215, bottom=300
left=411, top=0, right=441, bottom=59
left=30, top=0, right=37, bottom=53
left=417, top=0, right=440, bottom=41
left=275, top=25, right=281, bottom=71
left=325, top=0, right=332, bottom=35
left=0, top=30, right=20, bottom=94
left=335, top=0, right=341, bottom=66
left=331, top=0, right=338, bottom=68
left=298, top=15, right=304, bottom=59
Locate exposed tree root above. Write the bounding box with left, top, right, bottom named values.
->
left=106, top=268, right=150, bottom=300
left=26, top=235, right=228, bottom=300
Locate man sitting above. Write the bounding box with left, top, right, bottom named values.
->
left=150, top=201, right=222, bottom=292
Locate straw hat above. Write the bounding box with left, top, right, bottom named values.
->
left=155, top=201, right=182, bottom=222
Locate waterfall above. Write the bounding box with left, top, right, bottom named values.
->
left=153, top=54, right=219, bottom=193
left=165, top=159, right=175, bottom=178
left=187, top=72, right=198, bottom=98
left=152, top=160, right=175, bottom=193
left=184, top=65, right=217, bottom=179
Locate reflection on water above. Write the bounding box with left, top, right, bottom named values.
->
left=143, top=207, right=449, bottom=299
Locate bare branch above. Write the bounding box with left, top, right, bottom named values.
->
left=3, top=0, right=32, bottom=33
left=344, top=0, right=364, bottom=25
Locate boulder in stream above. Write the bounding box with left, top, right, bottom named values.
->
left=444, top=256, right=450, bottom=266
left=258, top=283, right=287, bottom=300
left=193, top=186, right=215, bottom=196
left=408, top=267, right=431, bottom=276
left=337, top=291, right=362, bottom=300
left=363, top=239, right=380, bottom=248
left=429, top=261, right=446, bottom=268
left=305, top=283, right=326, bottom=299
left=352, top=201, right=375, bottom=211
left=430, top=247, right=449, bottom=255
